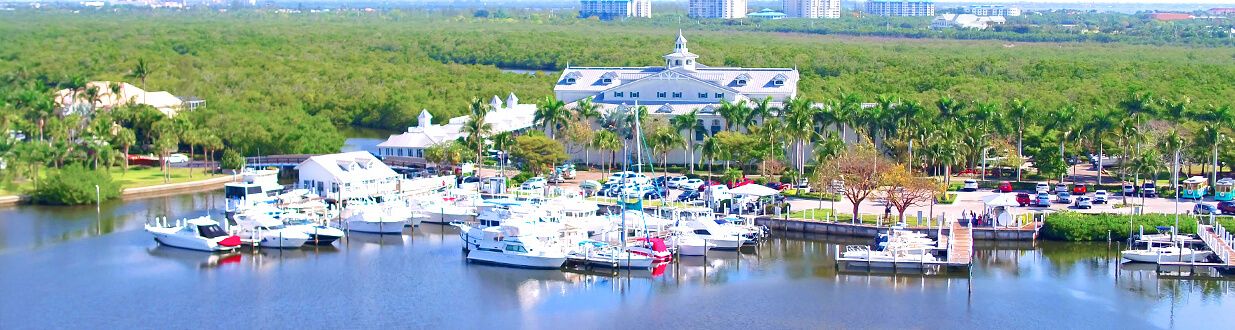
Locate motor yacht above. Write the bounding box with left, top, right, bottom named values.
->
left=455, top=223, right=568, bottom=269
left=338, top=205, right=407, bottom=234
left=1121, top=240, right=1212, bottom=263
left=280, top=213, right=345, bottom=245
left=842, top=245, right=939, bottom=268
left=232, top=211, right=312, bottom=249
left=145, top=216, right=242, bottom=252
left=223, top=168, right=285, bottom=215
left=627, top=237, right=673, bottom=262
left=672, top=233, right=712, bottom=256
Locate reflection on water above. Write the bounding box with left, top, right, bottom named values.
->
left=2, top=196, right=1234, bottom=328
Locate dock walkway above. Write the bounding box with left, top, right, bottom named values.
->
left=1199, top=224, right=1235, bottom=267
left=946, top=221, right=973, bottom=266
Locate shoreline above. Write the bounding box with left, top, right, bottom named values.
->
left=0, top=174, right=235, bottom=207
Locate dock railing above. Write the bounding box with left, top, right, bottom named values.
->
left=1201, top=223, right=1234, bottom=265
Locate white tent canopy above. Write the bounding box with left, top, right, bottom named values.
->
left=981, top=193, right=1020, bottom=207
left=729, top=184, right=780, bottom=197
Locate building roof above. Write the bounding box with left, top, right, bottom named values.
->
left=377, top=93, right=536, bottom=149
left=53, top=80, right=185, bottom=116
left=296, top=151, right=399, bottom=183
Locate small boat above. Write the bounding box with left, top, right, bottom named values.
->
left=842, top=245, right=938, bottom=269
left=672, top=234, right=712, bottom=256
left=1121, top=240, right=1212, bottom=263
left=145, top=216, right=242, bottom=252
left=568, top=240, right=655, bottom=269
left=627, top=237, right=673, bottom=262
left=456, top=223, right=567, bottom=269
left=281, top=213, right=345, bottom=245
left=233, top=212, right=312, bottom=249
left=340, top=208, right=407, bottom=234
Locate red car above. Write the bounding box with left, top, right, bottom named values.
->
left=765, top=182, right=788, bottom=191
left=728, top=178, right=754, bottom=189
left=696, top=180, right=721, bottom=192
left=1015, top=193, right=1032, bottom=207
left=998, top=181, right=1013, bottom=193
left=1073, top=184, right=1088, bottom=194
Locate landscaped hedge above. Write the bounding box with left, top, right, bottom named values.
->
left=31, top=164, right=121, bottom=205
left=937, top=193, right=958, bottom=204
left=1042, top=212, right=1198, bottom=241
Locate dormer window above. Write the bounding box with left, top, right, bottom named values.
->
left=771, top=73, right=788, bottom=87
left=602, top=78, right=612, bottom=84
left=566, top=78, right=576, bottom=84
left=773, top=80, right=784, bottom=86
left=562, top=71, right=583, bottom=85
left=600, top=71, right=617, bottom=85
left=733, top=73, right=751, bottom=87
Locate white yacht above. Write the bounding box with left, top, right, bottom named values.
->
left=339, top=205, right=407, bottom=234
left=280, top=213, right=345, bottom=245
left=224, top=168, right=285, bottom=215
left=145, top=216, right=242, bottom=252
left=232, top=212, right=311, bottom=249
left=1121, top=240, right=1212, bottom=263
left=842, top=245, right=939, bottom=269
left=671, top=232, right=712, bottom=256
left=415, top=196, right=478, bottom=224
left=568, top=240, right=655, bottom=269
left=673, top=210, right=745, bottom=250
left=456, top=223, right=568, bottom=269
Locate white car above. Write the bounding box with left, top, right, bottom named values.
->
left=520, top=177, right=546, bottom=190
left=962, top=179, right=978, bottom=192
left=666, top=176, right=688, bottom=189
left=1054, top=183, right=1069, bottom=195
left=680, top=179, right=705, bottom=191
left=165, top=153, right=190, bottom=163
left=1035, top=182, right=1050, bottom=194
left=1093, top=190, right=1109, bottom=204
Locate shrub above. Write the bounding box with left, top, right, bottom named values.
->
left=221, top=149, right=245, bottom=171
left=1041, top=212, right=1198, bottom=241
left=510, top=172, right=532, bottom=186
left=937, top=193, right=958, bottom=204
left=32, top=164, right=122, bottom=205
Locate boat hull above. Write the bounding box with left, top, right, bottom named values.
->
left=1121, top=250, right=1212, bottom=263
left=466, top=250, right=566, bottom=269
left=150, top=233, right=237, bottom=252
left=678, top=244, right=710, bottom=256
left=344, top=220, right=407, bottom=234
left=421, top=212, right=473, bottom=224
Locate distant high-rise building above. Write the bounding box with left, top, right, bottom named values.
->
left=783, top=0, right=840, bottom=19
left=965, top=5, right=1021, bottom=17
left=864, top=0, right=934, bottom=17
left=580, top=0, right=651, bottom=19
left=689, top=0, right=748, bottom=19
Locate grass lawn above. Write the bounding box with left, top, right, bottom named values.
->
left=784, top=209, right=888, bottom=225
left=0, top=166, right=222, bottom=196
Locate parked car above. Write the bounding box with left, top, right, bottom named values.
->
left=676, top=189, right=700, bottom=202
left=1016, top=193, right=1032, bottom=207
left=1073, top=196, right=1093, bottom=209
left=1054, top=183, right=1069, bottom=195
left=1194, top=203, right=1219, bottom=215
left=1122, top=182, right=1136, bottom=196
left=765, top=182, right=788, bottom=191
left=1141, top=182, right=1158, bottom=198
left=1057, top=191, right=1073, bottom=204
left=165, top=153, right=190, bottom=164
left=547, top=174, right=565, bottom=184
left=520, top=177, right=546, bottom=190
left=1093, top=190, right=1109, bottom=204
left=681, top=179, right=705, bottom=191
left=998, top=181, right=1013, bottom=193
left=666, top=176, right=688, bottom=189
left=1035, top=182, right=1050, bottom=194
left=962, top=179, right=978, bottom=192
left=728, top=177, right=754, bottom=189
left=697, top=180, right=722, bottom=192
left=1072, top=183, right=1088, bottom=195
left=1217, top=201, right=1235, bottom=215
left=796, top=179, right=811, bottom=193
left=1034, top=193, right=1052, bottom=207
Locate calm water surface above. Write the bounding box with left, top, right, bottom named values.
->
left=1, top=191, right=1233, bottom=329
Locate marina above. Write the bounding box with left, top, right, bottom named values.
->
left=2, top=190, right=1235, bottom=328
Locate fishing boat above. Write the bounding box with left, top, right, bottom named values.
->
left=841, top=245, right=939, bottom=269
left=568, top=240, right=655, bottom=269
left=1121, top=240, right=1212, bottom=263
left=232, top=212, right=312, bottom=249
left=145, top=216, right=242, bottom=252
left=456, top=223, right=568, bottom=269
left=627, top=237, right=673, bottom=262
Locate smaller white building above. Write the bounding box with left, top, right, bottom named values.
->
left=296, top=151, right=402, bottom=199
left=931, top=14, right=1006, bottom=30
left=376, top=93, right=536, bottom=160
left=966, top=5, right=1021, bottom=17
left=54, top=81, right=193, bottom=117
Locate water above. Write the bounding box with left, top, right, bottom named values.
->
left=1, top=191, right=1233, bottom=328
left=499, top=67, right=557, bottom=76
left=340, top=126, right=396, bottom=155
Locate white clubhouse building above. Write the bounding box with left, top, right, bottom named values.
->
left=375, top=93, right=535, bottom=160
left=554, top=31, right=800, bottom=164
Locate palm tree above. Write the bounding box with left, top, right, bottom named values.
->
left=699, top=133, right=724, bottom=181
left=1006, top=98, right=1033, bottom=181
left=109, top=82, right=125, bottom=107
left=491, top=131, right=516, bottom=172
left=650, top=126, right=684, bottom=180
left=592, top=130, right=621, bottom=176
left=128, top=59, right=151, bottom=104
left=462, top=98, right=494, bottom=166
left=835, top=92, right=862, bottom=141
left=534, top=96, right=568, bottom=139
left=201, top=134, right=222, bottom=176
left=114, top=127, right=135, bottom=173
left=670, top=109, right=703, bottom=173
left=1083, top=108, right=1118, bottom=185
left=782, top=96, right=816, bottom=174
left=573, top=97, right=601, bottom=166
left=1191, top=104, right=1234, bottom=185
left=1045, top=105, right=1078, bottom=182
left=716, top=99, right=749, bottom=132
left=747, top=96, right=774, bottom=131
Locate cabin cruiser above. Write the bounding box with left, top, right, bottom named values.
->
left=627, top=237, right=673, bottom=262
left=224, top=168, right=285, bottom=215
left=145, top=216, right=242, bottom=252
left=540, top=196, right=610, bottom=235
left=232, top=211, right=311, bottom=249
left=455, top=223, right=568, bottom=269
left=415, top=197, right=478, bottom=224
left=338, top=205, right=407, bottom=234
left=875, top=227, right=938, bottom=252
left=1121, top=240, right=1212, bottom=263
left=715, top=215, right=770, bottom=244
left=841, top=245, right=939, bottom=268
left=672, top=233, right=713, bottom=256
left=568, top=240, right=655, bottom=269
left=280, top=213, right=345, bottom=245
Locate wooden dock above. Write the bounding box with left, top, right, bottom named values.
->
left=1199, top=224, right=1235, bottom=267
left=946, top=221, right=973, bottom=266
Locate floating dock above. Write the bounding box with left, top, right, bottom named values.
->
left=1199, top=224, right=1235, bottom=267
left=834, top=220, right=974, bottom=271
